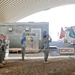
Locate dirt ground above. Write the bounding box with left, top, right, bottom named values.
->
left=0, top=58, right=75, bottom=75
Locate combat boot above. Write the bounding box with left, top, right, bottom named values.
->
left=0, top=63, right=3, bottom=68
left=2, top=60, right=6, bottom=65
left=44, top=61, right=49, bottom=64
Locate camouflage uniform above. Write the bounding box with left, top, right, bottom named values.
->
left=0, top=34, right=6, bottom=67
left=21, top=33, right=26, bottom=61
left=43, top=35, right=52, bottom=62
left=21, top=41, right=26, bottom=61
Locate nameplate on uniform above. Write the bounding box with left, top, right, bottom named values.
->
left=60, top=48, right=74, bottom=54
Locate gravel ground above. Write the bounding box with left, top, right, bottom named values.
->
left=0, top=58, right=75, bottom=75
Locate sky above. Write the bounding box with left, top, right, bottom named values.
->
left=18, top=4, right=75, bottom=41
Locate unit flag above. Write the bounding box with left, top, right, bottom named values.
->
left=69, top=27, right=75, bottom=38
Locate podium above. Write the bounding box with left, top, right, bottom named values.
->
left=60, top=48, right=74, bottom=54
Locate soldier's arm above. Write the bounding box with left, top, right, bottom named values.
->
left=49, top=36, right=52, bottom=42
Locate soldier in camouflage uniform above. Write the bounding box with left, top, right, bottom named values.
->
left=21, top=33, right=26, bottom=61
left=43, top=34, right=52, bottom=63
left=0, top=34, right=7, bottom=67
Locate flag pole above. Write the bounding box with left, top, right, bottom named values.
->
left=64, top=32, right=68, bottom=48
left=59, top=27, right=67, bottom=47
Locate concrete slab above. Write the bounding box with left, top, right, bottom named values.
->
left=5, top=55, right=75, bottom=60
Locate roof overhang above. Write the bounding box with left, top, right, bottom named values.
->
left=0, top=0, right=75, bottom=22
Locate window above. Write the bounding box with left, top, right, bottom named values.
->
left=31, top=28, right=41, bottom=40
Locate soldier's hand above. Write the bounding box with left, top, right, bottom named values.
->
left=2, top=43, right=6, bottom=46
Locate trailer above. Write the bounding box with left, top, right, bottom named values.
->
left=64, top=26, right=75, bottom=44
left=0, top=22, right=49, bottom=53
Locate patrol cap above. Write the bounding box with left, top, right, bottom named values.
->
left=22, top=33, right=26, bottom=37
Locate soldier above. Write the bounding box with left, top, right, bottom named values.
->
left=43, top=34, right=52, bottom=63
left=0, top=40, right=3, bottom=67
left=5, top=36, right=10, bottom=58
left=21, top=33, right=26, bottom=61
left=0, top=34, right=6, bottom=67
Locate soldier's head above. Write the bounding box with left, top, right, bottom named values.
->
left=0, top=34, right=6, bottom=39
left=22, top=33, right=26, bottom=37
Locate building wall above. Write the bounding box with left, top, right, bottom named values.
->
left=0, top=22, right=49, bottom=48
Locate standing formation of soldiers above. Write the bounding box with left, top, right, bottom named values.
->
left=0, top=32, right=52, bottom=68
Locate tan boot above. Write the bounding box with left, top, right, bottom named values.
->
left=44, top=61, right=49, bottom=63
left=0, top=63, right=3, bottom=68
left=2, top=60, right=6, bottom=65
